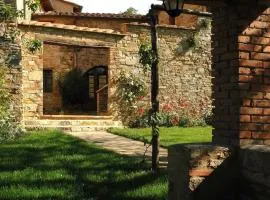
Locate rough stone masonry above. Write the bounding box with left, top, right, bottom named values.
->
left=18, top=20, right=212, bottom=122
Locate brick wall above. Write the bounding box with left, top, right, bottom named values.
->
left=157, top=4, right=207, bottom=27
left=211, top=0, right=270, bottom=146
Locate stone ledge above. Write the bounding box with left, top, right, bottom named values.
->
left=168, top=143, right=236, bottom=200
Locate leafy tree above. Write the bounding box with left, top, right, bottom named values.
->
left=122, top=7, right=138, bottom=15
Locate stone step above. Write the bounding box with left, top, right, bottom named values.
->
left=40, top=115, right=113, bottom=120
left=23, top=119, right=123, bottom=132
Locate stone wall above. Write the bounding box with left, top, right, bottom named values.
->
left=19, top=21, right=211, bottom=121
left=20, top=35, right=43, bottom=120
left=114, top=24, right=212, bottom=120
left=0, top=37, right=22, bottom=122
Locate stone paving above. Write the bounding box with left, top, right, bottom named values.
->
left=67, top=131, right=168, bottom=167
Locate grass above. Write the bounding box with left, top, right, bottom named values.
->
left=0, top=130, right=167, bottom=200
left=109, top=127, right=212, bottom=148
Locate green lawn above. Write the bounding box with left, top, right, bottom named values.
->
left=0, top=130, right=167, bottom=200
left=109, top=127, right=212, bottom=148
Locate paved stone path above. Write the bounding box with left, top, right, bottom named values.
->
left=67, top=131, right=168, bottom=167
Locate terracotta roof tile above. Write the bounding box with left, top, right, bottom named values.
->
left=18, top=20, right=127, bottom=36
left=128, top=22, right=196, bottom=30
left=33, top=11, right=147, bottom=20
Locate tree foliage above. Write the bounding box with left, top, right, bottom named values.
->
left=25, top=0, right=40, bottom=13
left=122, top=7, right=138, bottom=15
left=139, top=43, right=157, bottom=73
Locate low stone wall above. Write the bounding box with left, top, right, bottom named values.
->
left=239, top=145, right=270, bottom=200
left=168, top=144, right=237, bottom=200
left=168, top=143, right=270, bottom=200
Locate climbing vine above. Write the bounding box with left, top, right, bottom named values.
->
left=0, top=0, right=42, bottom=53
left=116, top=71, right=146, bottom=104
left=114, top=71, right=146, bottom=124
left=26, top=38, right=42, bottom=53
left=197, top=17, right=211, bottom=30
left=139, top=43, right=157, bottom=72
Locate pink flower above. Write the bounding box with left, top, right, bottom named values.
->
left=137, top=107, right=145, bottom=116
left=171, top=116, right=179, bottom=126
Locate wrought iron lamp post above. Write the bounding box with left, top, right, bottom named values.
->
left=149, top=0, right=184, bottom=173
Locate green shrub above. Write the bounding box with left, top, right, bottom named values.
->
left=203, top=112, right=213, bottom=126
left=129, top=110, right=211, bottom=128
left=178, top=116, right=190, bottom=127
left=0, top=117, right=22, bottom=141
left=129, top=113, right=149, bottom=128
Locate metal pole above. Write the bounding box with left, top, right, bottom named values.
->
left=149, top=5, right=160, bottom=173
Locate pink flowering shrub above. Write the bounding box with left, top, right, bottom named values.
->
left=129, top=96, right=213, bottom=128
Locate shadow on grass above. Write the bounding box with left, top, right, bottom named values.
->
left=0, top=130, right=167, bottom=200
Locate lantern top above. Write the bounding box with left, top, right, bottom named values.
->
left=162, top=0, right=184, bottom=17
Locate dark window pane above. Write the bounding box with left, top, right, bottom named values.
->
left=43, top=70, right=53, bottom=93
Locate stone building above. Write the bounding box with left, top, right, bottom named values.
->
left=1, top=0, right=212, bottom=130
